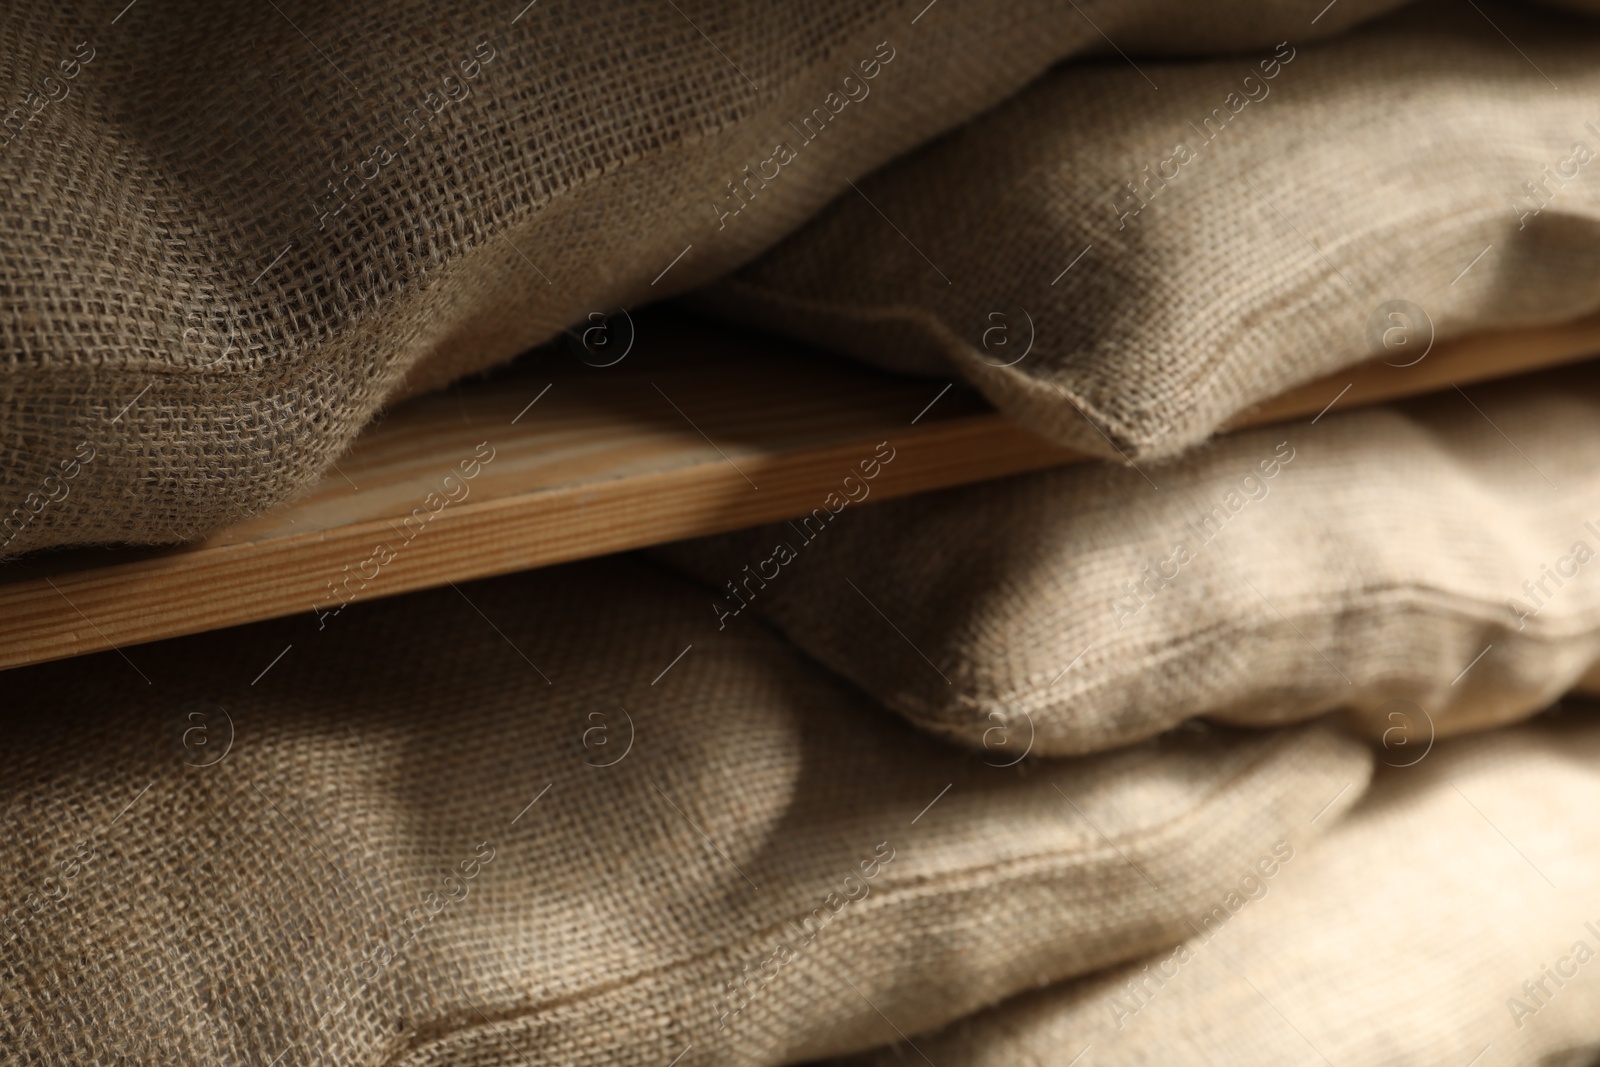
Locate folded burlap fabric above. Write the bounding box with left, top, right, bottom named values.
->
left=0, top=0, right=1413, bottom=559
left=0, top=556, right=1368, bottom=1066
left=841, top=708, right=1600, bottom=1067
left=657, top=366, right=1600, bottom=757
left=697, top=0, right=1600, bottom=461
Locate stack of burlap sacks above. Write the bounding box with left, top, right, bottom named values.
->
left=7, top=0, right=1600, bottom=1064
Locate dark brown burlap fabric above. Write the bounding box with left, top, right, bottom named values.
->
left=657, top=365, right=1600, bottom=758
left=839, top=709, right=1600, bottom=1067
left=697, top=0, right=1600, bottom=461
left=0, top=556, right=1369, bottom=1065
left=0, top=0, right=1412, bottom=559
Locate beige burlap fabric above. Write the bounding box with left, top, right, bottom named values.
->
left=0, top=556, right=1368, bottom=1065
left=842, top=707, right=1600, bottom=1067
left=657, top=365, right=1600, bottom=757
left=0, top=0, right=1412, bottom=559
left=698, top=0, right=1600, bottom=461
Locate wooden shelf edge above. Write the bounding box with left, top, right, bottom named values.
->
left=3, top=309, right=1599, bottom=672
left=0, top=414, right=1069, bottom=670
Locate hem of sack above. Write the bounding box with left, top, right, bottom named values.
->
left=377, top=725, right=1337, bottom=1065
left=920, top=577, right=1600, bottom=754
left=709, top=197, right=1598, bottom=462
left=701, top=280, right=1152, bottom=459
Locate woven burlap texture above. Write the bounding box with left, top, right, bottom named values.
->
left=697, top=0, right=1600, bottom=462
left=657, top=365, right=1600, bottom=758
left=841, top=707, right=1600, bottom=1067
left=0, top=0, right=1413, bottom=559
left=0, top=556, right=1369, bottom=1066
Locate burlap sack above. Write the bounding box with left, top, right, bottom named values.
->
left=0, top=556, right=1368, bottom=1066
left=656, top=365, right=1600, bottom=757
left=0, top=0, right=1414, bottom=559
left=841, top=707, right=1600, bottom=1067
left=697, top=0, right=1600, bottom=462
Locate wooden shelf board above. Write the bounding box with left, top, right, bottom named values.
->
left=3, top=309, right=1599, bottom=671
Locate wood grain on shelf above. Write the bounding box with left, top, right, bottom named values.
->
left=3, top=310, right=1599, bottom=671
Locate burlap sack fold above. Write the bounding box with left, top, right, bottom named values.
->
left=697, top=0, right=1600, bottom=462
left=656, top=365, right=1600, bottom=758
left=0, top=0, right=1415, bottom=560
left=840, top=707, right=1600, bottom=1067
left=0, top=556, right=1369, bottom=1066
